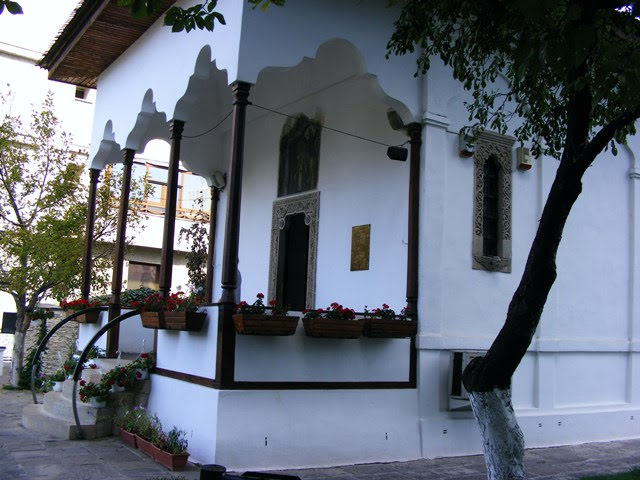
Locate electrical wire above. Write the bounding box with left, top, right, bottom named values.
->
left=179, top=102, right=408, bottom=149
left=251, top=103, right=407, bottom=148
left=182, top=110, right=233, bottom=138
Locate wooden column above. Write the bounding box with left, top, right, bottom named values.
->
left=80, top=168, right=101, bottom=299
left=106, top=149, right=135, bottom=358
left=405, top=122, right=423, bottom=317
left=205, top=185, right=220, bottom=303
left=217, top=81, right=251, bottom=387
left=158, top=120, right=185, bottom=298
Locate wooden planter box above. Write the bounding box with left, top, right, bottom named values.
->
left=65, top=310, right=100, bottom=323
left=118, top=427, right=137, bottom=449
left=141, top=311, right=206, bottom=331
left=153, top=445, right=190, bottom=470
left=363, top=318, right=417, bottom=338
left=302, top=318, right=364, bottom=339
left=135, top=435, right=155, bottom=458
left=233, top=314, right=299, bottom=335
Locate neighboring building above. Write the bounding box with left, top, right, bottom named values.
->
left=0, top=2, right=207, bottom=360
left=34, top=0, right=640, bottom=472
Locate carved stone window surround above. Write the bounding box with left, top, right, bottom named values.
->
left=268, top=191, right=320, bottom=309
left=472, top=131, right=515, bottom=273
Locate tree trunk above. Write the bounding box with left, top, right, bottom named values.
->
left=463, top=63, right=595, bottom=475
left=10, top=298, right=29, bottom=387
left=469, top=388, right=525, bottom=480
left=10, top=330, right=25, bottom=387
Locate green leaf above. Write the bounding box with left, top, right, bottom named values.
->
left=4, top=1, right=23, bottom=15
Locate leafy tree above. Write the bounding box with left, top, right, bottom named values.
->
left=178, top=196, right=209, bottom=294
left=0, top=90, right=145, bottom=387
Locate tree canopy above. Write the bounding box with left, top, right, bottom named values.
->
left=388, top=0, right=640, bottom=158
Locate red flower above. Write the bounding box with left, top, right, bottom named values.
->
left=382, top=303, right=389, bottom=309
left=135, top=371, right=142, bottom=379
left=89, top=363, right=97, bottom=369
left=257, top=293, right=264, bottom=299
left=269, top=299, right=276, bottom=306
left=140, top=353, right=149, bottom=358
left=107, top=379, right=115, bottom=385
left=79, top=380, right=86, bottom=386
left=63, top=365, right=71, bottom=371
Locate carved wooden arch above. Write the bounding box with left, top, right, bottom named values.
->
left=268, top=191, right=320, bottom=309
left=472, top=131, right=515, bottom=273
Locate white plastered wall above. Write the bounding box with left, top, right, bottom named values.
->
left=417, top=59, right=640, bottom=458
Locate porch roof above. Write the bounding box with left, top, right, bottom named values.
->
left=38, top=0, right=173, bottom=88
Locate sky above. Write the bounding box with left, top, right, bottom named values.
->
left=0, top=0, right=80, bottom=53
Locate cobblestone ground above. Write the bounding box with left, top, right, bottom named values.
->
left=2, top=359, right=640, bottom=480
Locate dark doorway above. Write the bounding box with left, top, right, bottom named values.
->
left=276, top=213, right=309, bottom=311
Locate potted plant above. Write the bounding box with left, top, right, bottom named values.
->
left=302, top=302, right=364, bottom=338
left=233, top=293, right=299, bottom=335
left=48, top=370, right=66, bottom=392
left=362, top=304, right=417, bottom=338
left=153, top=426, right=190, bottom=470
left=135, top=291, right=206, bottom=331
left=131, top=352, right=155, bottom=380
left=62, top=356, right=79, bottom=379
left=59, top=297, right=102, bottom=323
left=114, top=407, right=145, bottom=448
left=132, top=409, right=161, bottom=458
left=101, top=365, right=134, bottom=392
left=78, top=379, right=110, bottom=408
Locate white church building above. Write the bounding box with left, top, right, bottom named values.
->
left=37, top=0, right=640, bottom=471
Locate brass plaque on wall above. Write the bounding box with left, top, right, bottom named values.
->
left=351, top=224, right=371, bottom=271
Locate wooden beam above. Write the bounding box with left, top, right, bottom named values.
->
left=81, top=168, right=101, bottom=299
left=405, top=123, right=422, bottom=317
left=159, top=120, right=185, bottom=298
left=205, top=186, right=220, bottom=303
left=216, top=81, right=251, bottom=388
left=107, top=148, right=135, bottom=358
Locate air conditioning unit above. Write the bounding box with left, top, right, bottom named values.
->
left=448, top=350, right=485, bottom=411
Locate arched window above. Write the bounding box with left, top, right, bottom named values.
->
left=482, top=156, right=500, bottom=257
left=472, top=132, right=514, bottom=273
left=277, top=114, right=321, bottom=197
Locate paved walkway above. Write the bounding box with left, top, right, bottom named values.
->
left=1, top=360, right=639, bottom=480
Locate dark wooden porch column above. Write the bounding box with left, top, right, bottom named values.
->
left=158, top=120, right=185, bottom=298
left=80, top=168, right=101, bottom=299
left=217, top=81, right=251, bottom=387
left=106, top=149, right=135, bottom=358
left=405, top=122, right=423, bottom=317
left=205, top=185, right=220, bottom=303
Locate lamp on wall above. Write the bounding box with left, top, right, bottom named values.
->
left=459, top=133, right=474, bottom=158
left=386, top=145, right=408, bottom=161
left=386, top=109, right=409, bottom=161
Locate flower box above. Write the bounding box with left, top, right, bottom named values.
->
left=152, top=445, right=190, bottom=470
left=141, top=311, right=206, bottom=331
left=65, top=310, right=100, bottom=324
left=363, top=318, right=417, bottom=338
left=118, top=427, right=137, bottom=449
left=136, top=435, right=155, bottom=458
left=233, top=314, right=299, bottom=335
left=302, top=318, right=364, bottom=339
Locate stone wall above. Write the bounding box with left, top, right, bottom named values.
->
left=25, top=311, right=78, bottom=375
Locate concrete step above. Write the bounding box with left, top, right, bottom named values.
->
left=22, top=403, right=112, bottom=440
left=43, top=391, right=115, bottom=424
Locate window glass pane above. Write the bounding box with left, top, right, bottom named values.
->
left=131, top=164, right=146, bottom=183
left=127, top=262, right=160, bottom=290
left=181, top=174, right=210, bottom=211
left=147, top=165, right=167, bottom=183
